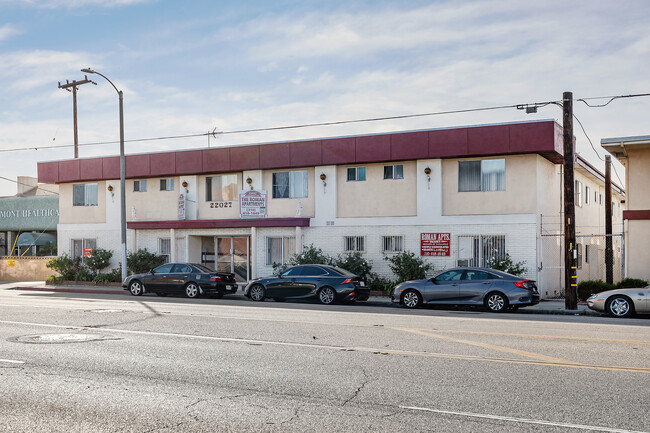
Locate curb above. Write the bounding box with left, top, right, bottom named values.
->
left=10, top=287, right=129, bottom=296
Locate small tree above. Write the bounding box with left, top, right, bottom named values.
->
left=46, top=254, right=83, bottom=281
left=85, top=248, right=113, bottom=275
left=127, top=249, right=166, bottom=275
left=487, top=253, right=527, bottom=276
left=385, top=251, right=432, bottom=282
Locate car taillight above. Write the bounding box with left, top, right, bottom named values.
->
left=341, top=278, right=353, bottom=284
left=514, top=280, right=532, bottom=289
left=210, top=276, right=221, bottom=282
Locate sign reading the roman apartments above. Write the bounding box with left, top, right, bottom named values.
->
left=239, top=190, right=267, bottom=218
left=420, top=233, right=451, bottom=256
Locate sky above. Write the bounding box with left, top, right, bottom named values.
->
left=1, top=0, right=648, bottom=197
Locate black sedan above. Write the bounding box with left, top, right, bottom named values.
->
left=244, top=264, right=369, bottom=304
left=391, top=267, right=540, bottom=312
left=123, top=263, right=237, bottom=298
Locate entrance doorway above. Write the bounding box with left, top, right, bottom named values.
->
left=216, top=237, right=250, bottom=283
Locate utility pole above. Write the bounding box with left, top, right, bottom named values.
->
left=58, top=76, right=96, bottom=158
left=605, top=155, right=614, bottom=284
left=563, top=91, right=578, bottom=310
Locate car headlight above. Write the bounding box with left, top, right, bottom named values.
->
left=587, top=293, right=598, bottom=300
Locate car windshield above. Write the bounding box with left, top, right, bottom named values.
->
left=191, top=264, right=214, bottom=273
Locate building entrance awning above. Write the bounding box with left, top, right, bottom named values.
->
left=17, top=232, right=57, bottom=247
left=127, top=218, right=310, bottom=230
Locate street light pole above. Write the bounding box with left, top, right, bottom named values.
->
left=81, top=68, right=128, bottom=282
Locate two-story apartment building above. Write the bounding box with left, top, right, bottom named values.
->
left=37, top=120, right=623, bottom=297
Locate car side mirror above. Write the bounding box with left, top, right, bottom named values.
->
left=150, top=269, right=155, bottom=274
left=431, top=277, right=437, bottom=284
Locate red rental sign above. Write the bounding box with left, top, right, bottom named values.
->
left=420, top=233, right=450, bottom=256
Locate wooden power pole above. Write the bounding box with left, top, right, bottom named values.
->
left=58, top=76, right=96, bottom=158
left=563, top=91, right=578, bottom=310
left=605, top=155, right=614, bottom=284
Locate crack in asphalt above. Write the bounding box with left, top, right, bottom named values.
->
left=342, top=367, right=370, bottom=407
left=279, top=406, right=301, bottom=427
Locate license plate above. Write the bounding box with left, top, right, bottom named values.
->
left=225, top=285, right=233, bottom=290
left=359, top=281, right=365, bottom=286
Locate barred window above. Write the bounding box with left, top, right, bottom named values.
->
left=159, top=238, right=171, bottom=264
left=344, top=236, right=365, bottom=252
left=458, top=235, right=506, bottom=267
left=382, top=236, right=403, bottom=253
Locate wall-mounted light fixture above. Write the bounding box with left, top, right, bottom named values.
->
left=107, top=185, right=114, bottom=192
left=320, top=173, right=327, bottom=187
left=246, top=177, right=253, bottom=190
left=424, top=167, right=431, bottom=189
left=181, top=180, right=189, bottom=194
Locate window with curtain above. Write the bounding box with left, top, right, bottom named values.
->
left=266, top=236, right=296, bottom=265
left=272, top=171, right=308, bottom=198
left=72, top=183, right=98, bottom=206
left=458, top=159, right=505, bottom=192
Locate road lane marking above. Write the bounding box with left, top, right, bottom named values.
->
left=2, top=319, right=650, bottom=374
left=397, top=327, right=582, bottom=365
left=0, top=359, right=24, bottom=364
left=400, top=406, right=649, bottom=433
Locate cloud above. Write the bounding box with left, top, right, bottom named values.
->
left=0, top=24, right=21, bottom=42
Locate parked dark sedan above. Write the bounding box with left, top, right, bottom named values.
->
left=123, top=263, right=237, bottom=298
left=391, top=267, right=540, bottom=312
left=244, top=264, right=369, bottom=304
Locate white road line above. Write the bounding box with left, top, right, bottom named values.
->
left=400, top=406, right=649, bottom=433
left=0, top=359, right=24, bottom=364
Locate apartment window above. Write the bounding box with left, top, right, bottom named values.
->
left=272, top=171, right=308, bottom=199
left=206, top=174, right=238, bottom=201
left=585, top=186, right=590, bottom=205
left=159, top=238, right=171, bottom=263
left=72, top=183, right=98, bottom=206
left=382, top=236, right=404, bottom=253
left=575, top=181, right=583, bottom=207
left=599, top=193, right=603, bottom=205
left=160, top=178, right=174, bottom=191
left=347, top=167, right=366, bottom=181
left=266, top=236, right=296, bottom=266
left=383, top=164, right=404, bottom=180
left=458, top=159, right=505, bottom=192
left=344, top=236, right=365, bottom=252
left=71, top=238, right=96, bottom=261
left=134, top=180, right=147, bottom=192
left=595, top=191, right=598, bottom=204
left=457, top=235, right=506, bottom=267
left=585, top=244, right=590, bottom=264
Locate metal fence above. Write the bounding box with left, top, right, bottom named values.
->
left=537, top=232, right=623, bottom=298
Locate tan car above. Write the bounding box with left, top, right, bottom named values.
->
left=586, top=286, right=649, bottom=317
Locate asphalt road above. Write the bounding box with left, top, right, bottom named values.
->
left=1, top=289, right=649, bottom=433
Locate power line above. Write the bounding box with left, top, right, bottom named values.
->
left=0, top=176, right=59, bottom=196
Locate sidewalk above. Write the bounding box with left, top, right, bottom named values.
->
left=2, top=281, right=601, bottom=316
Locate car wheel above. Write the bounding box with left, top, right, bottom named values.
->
left=129, top=280, right=143, bottom=296
left=185, top=283, right=200, bottom=299
left=318, top=287, right=336, bottom=305
left=402, top=289, right=422, bottom=309
left=485, top=292, right=508, bottom=313
left=249, top=284, right=266, bottom=302
left=606, top=296, right=634, bottom=318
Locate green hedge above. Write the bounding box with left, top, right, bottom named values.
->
left=577, top=280, right=614, bottom=301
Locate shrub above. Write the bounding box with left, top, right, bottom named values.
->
left=385, top=251, right=432, bottom=283
left=46, top=254, right=83, bottom=281
left=85, top=248, right=113, bottom=274
left=288, top=244, right=333, bottom=266
left=334, top=252, right=373, bottom=278
left=487, top=253, right=527, bottom=276
left=93, top=270, right=121, bottom=284
left=127, top=249, right=166, bottom=275
left=577, top=280, right=614, bottom=301
left=616, top=278, right=648, bottom=289
left=367, top=275, right=397, bottom=295
left=74, top=268, right=95, bottom=282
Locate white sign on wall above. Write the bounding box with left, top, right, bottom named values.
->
left=178, top=193, right=187, bottom=220
left=239, top=190, right=267, bottom=218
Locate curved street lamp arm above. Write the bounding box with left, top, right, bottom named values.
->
left=81, top=68, right=121, bottom=95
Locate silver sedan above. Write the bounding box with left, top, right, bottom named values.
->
left=390, top=267, right=540, bottom=312
left=587, top=286, right=649, bottom=318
